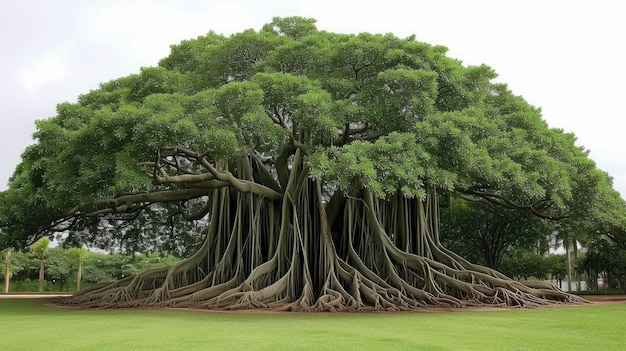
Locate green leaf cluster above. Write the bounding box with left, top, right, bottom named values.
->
left=1, top=16, right=624, bottom=248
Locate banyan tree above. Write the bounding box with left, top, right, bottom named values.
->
left=2, top=17, right=617, bottom=311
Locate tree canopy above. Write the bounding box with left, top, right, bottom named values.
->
left=1, top=17, right=625, bottom=311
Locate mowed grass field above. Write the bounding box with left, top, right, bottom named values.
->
left=0, top=298, right=624, bottom=351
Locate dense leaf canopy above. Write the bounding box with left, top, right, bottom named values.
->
left=2, top=17, right=621, bottom=247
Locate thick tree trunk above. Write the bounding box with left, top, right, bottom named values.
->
left=59, top=157, right=582, bottom=311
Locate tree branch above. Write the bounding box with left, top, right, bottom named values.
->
left=92, top=188, right=210, bottom=213
left=173, top=147, right=284, bottom=201
left=455, top=188, right=569, bottom=221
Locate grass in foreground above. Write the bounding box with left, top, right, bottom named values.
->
left=0, top=299, right=624, bottom=351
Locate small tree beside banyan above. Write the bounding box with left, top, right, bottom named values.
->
left=2, top=17, right=625, bottom=310
left=29, top=237, right=50, bottom=293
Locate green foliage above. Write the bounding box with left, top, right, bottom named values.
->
left=262, top=16, right=318, bottom=40
left=7, top=279, right=57, bottom=292
left=546, top=254, right=567, bottom=282
left=310, top=133, right=430, bottom=198
left=79, top=251, right=181, bottom=284
left=29, top=237, right=50, bottom=257
left=440, top=197, right=552, bottom=269
left=1, top=247, right=180, bottom=292
left=7, top=250, right=31, bottom=275
left=67, top=246, right=89, bottom=261
left=45, top=248, right=74, bottom=291
left=500, top=250, right=549, bottom=281
left=1, top=16, right=624, bottom=256
left=578, top=238, right=626, bottom=291
left=57, top=207, right=207, bottom=257
left=2, top=248, right=21, bottom=277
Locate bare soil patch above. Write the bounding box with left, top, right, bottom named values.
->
left=0, top=293, right=73, bottom=299
left=27, top=294, right=626, bottom=314
left=581, top=295, right=626, bottom=305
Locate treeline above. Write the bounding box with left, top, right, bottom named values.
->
left=438, top=197, right=626, bottom=294
left=478, top=246, right=625, bottom=293
left=2, top=246, right=180, bottom=293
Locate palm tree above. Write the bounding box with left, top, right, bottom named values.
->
left=2, top=248, right=13, bottom=293
left=29, top=237, right=51, bottom=293
left=68, top=247, right=89, bottom=292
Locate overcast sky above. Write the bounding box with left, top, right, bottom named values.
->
left=1, top=0, right=624, bottom=199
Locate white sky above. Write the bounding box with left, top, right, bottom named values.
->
left=1, top=0, right=624, bottom=199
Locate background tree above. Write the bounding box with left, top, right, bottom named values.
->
left=2, top=17, right=625, bottom=311
left=67, top=247, right=89, bottom=292
left=2, top=247, right=14, bottom=293
left=29, top=237, right=50, bottom=293
left=3, top=248, right=181, bottom=292
left=1, top=250, right=30, bottom=292
left=46, top=247, right=74, bottom=291
left=500, top=250, right=549, bottom=281
left=549, top=174, right=624, bottom=292
left=58, top=208, right=206, bottom=256
left=578, top=238, right=626, bottom=293
left=546, top=254, right=567, bottom=289
left=440, top=197, right=552, bottom=270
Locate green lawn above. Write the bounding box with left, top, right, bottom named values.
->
left=0, top=298, right=624, bottom=351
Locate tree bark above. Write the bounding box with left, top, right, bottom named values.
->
left=76, top=258, right=82, bottom=292
left=38, top=255, right=45, bottom=293
left=3, top=251, right=9, bottom=294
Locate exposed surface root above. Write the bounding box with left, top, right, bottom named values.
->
left=56, top=183, right=583, bottom=312
left=57, top=250, right=581, bottom=312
